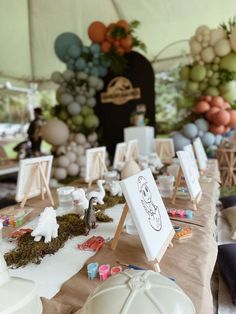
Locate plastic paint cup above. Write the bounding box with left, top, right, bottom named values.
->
left=111, top=266, right=122, bottom=275
left=185, top=210, right=193, bottom=219
left=87, top=262, right=99, bottom=280
left=99, top=264, right=110, bottom=281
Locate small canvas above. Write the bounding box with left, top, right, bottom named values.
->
left=177, top=150, right=202, bottom=200
left=120, top=168, right=174, bottom=262
left=154, top=138, right=175, bottom=161
left=15, top=155, right=53, bottom=202
left=126, top=139, right=138, bottom=161
left=113, top=142, right=127, bottom=169
left=183, top=144, right=200, bottom=179
left=85, top=146, right=106, bottom=183
left=193, top=137, right=208, bottom=171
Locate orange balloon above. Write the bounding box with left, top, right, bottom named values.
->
left=115, top=47, right=125, bottom=56
left=120, top=35, right=133, bottom=49
left=201, top=95, right=212, bottom=102
left=223, top=102, right=231, bottom=109
left=88, top=21, right=106, bottom=43
left=209, top=124, right=225, bottom=134
left=205, top=107, right=220, bottom=121
left=228, top=110, right=236, bottom=127
left=211, top=96, right=224, bottom=108
left=211, top=109, right=231, bottom=126
left=101, top=41, right=112, bottom=53
left=116, top=19, right=129, bottom=31
left=194, top=101, right=210, bottom=113
left=113, top=40, right=121, bottom=48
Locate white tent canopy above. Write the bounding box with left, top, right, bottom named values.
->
left=1, top=0, right=236, bottom=87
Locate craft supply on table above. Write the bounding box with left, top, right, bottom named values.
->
left=0, top=206, right=33, bottom=227
left=167, top=208, right=193, bottom=219
left=77, top=236, right=105, bottom=252
left=8, top=228, right=33, bottom=241
left=87, top=262, right=99, bottom=280
left=116, top=260, right=147, bottom=270
left=174, top=226, right=192, bottom=241
left=99, top=264, right=110, bottom=281
left=110, top=266, right=122, bottom=275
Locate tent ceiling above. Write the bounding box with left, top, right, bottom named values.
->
left=1, top=0, right=236, bottom=87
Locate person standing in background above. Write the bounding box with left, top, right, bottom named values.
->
left=27, top=107, right=45, bottom=156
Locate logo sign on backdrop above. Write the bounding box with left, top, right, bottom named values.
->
left=100, top=77, right=141, bottom=105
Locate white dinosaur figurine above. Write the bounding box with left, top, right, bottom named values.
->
left=72, top=188, right=89, bottom=216
left=109, top=180, right=123, bottom=197
left=87, top=179, right=106, bottom=205
left=31, top=207, right=59, bottom=243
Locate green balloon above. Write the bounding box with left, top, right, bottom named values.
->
left=220, top=52, right=236, bottom=72
left=81, top=105, right=93, bottom=116
left=84, top=114, right=99, bottom=129
left=72, top=115, right=83, bottom=125
left=205, top=86, right=219, bottom=96
left=58, top=110, right=69, bottom=121
left=186, top=81, right=199, bottom=92
left=180, top=66, right=190, bottom=80
left=190, top=64, right=206, bottom=82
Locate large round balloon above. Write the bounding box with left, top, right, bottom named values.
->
left=42, top=119, right=69, bottom=146
left=194, top=118, right=209, bottom=132
left=183, top=123, right=198, bottom=139
left=54, top=32, right=82, bottom=62
left=172, top=133, right=191, bottom=151
left=201, top=132, right=215, bottom=147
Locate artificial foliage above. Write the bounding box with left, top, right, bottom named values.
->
left=4, top=193, right=125, bottom=268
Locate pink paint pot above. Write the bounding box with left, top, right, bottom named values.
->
left=176, top=209, right=185, bottom=218
left=111, top=266, right=122, bottom=276
left=99, top=264, right=110, bottom=281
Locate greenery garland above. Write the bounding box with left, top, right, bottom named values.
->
left=4, top=194, right=125, bottom=268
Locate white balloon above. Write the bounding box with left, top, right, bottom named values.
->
left=86, top=88, right=96, bottom=97
left=96, top=79, right=104, bottom=91
left=88, top=76, right=99, bottom=88
left=78, top=155, right=86, bottom=166
left=56, top=145, right=66, bottom=156
left=57, top=155, right=70, bottom=168
left=70, top=141, right=77, bottom=147
left=87, top=97, right=96, bottom=107
left=67, top=102, right=81, bottom=115
left=51, top=71, right=63, bottom=84
left=63, top=69, right=75, bottom=81
left=67, top=163, right=80, bottom=176
left=54, top=167, right=67, bottom=180
left=88, top=132, right=98, bottom=143
left=66, top=151, right=77, bottom=162
left=60, top=93, right=74, bottom=105
left=77, top=72, right=88, bottom=80
left=42, top=119, right=69, bottom=146
left=76, top=95, right=86, bottom=105
left=76, top=145, right=85, bottom=155
left=75, top=133, right=86, bottom=144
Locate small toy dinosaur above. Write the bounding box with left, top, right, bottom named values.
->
left=84, top=197, right=97, bottom=235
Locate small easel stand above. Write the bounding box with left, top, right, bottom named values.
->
left=171, top=168, right=201, bottom=211
left=111, top=203, right=161, bottom=272
left=20, top=161, right=54, bottom=208
left=88, top=152, right=108, bottom=187
left=126, top=144, right=138, bottom=162
left=157, top=143, right=173, bottom=164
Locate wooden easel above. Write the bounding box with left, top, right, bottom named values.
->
left=111, top=203, right=174, bottom=273
left=126, top=143, right=138, bottom=162
left=171, top=167, right=201, bottom=211
left=156, top=141, right=173, bottom=164
left=88, top=152, right=108, bottom=187
left=20, top=161, right=54, bottom=208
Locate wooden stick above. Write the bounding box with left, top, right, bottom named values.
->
left=38, top=163, right=54, bottom=206
left=111, top=203, right=129, bottom=250
left=20, top=165, right=37, bottom=208
left=171, top=167, right=182, bottom=204
left=153, top=259, right=161, bottom=273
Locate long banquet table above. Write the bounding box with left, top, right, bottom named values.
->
left=2, top=160, right=220, bottom=314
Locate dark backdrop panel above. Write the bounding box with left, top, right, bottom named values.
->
left=95, top=51, right=155, bottom=156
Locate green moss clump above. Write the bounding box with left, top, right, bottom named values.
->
left=4, top=194, right=125, bottom=268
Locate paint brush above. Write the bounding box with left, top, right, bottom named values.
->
left=116, top=260, right=147, bottom=270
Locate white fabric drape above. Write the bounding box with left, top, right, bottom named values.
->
left=1, top=0, right=236, bottom=86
